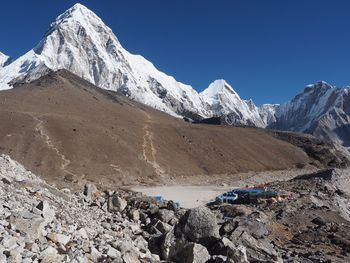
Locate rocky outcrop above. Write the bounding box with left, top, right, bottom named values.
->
left=176, top=206, right=220, bottom=243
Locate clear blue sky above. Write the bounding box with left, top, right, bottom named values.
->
left=1, top=0, right=350, bottom=105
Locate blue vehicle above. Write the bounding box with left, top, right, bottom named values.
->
left=216, top=191, right=238, bottom=203
left=154, top=196, right=180, bottom=208
left=232, top=188, right=265, bottom=196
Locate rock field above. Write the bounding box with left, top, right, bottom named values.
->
left=1, top=154, right=350, bottom=262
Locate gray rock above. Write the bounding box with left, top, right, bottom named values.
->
left=167, top=200, right=178, bottom=211
left=39, top=245, right=63, bottom=263
left=107, top=246, right=122, bottom=260
left=209, top=237, right=234, bottom=256
left=229, top=231, right=280, bottom=262
left=133, top=235, right=148, bottom=253
left=102, top=221, right=111, bottom=229
left=36, top=200, right=55, bottom=224
left=90, top=246, right=102, bottom=262
left=46, top=233, right=71, bottom=246
left=11, top=217, right=46, bottom=242
left=226, top=245, right=248, bottom=263
left=83, top=183, right=98, bottom=202
left=122, top=252, right=140, bottom=263
left=177, top=206, right=220, bottom=243
left=129, top=209, right=140, bottom=221
left=139, top=211, right=149, bottom=224
left=182, top=243, right=211, bottom=263
left=108, top=194, right=127, bottom=212
left=77, top=227, right=89, bottom=239
left=157, top=209, right=175, bottom=224
left=1, top=236, right=18, bottom=250
left=160, top=228, right=187, bottom=261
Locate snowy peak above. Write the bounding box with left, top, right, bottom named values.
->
left=269, top=81, right=350, bottom=147
left=0, top=3, right=207, bottom=118
left=200, top=79, right=241, bottom=107
left=49, top=3, right=106, bottom=29
left=42, top=2, right=115, bottom=44
left=201, top=79, right=240, bottom=98
left=0, top=52, right=11, bottom=67
left=300, top=81, right=334, bottom=99
left=0, top=3, right=268, bottom=126
left=259, top=104, right=279, bottom=126
left=200, top=79, right=265, bottom=127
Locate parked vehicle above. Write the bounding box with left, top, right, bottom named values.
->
left=216, top=191, right=238, bottom=203
left=154, top=195, right=180, bottom=208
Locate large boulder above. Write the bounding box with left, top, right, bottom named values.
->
left=157, top=209, right=175, bottom=224
left=229, top=231, right=281, bottom=262
left=181, top=243, right=211, bottom=263
left=176, top=206, right=220, bottom=243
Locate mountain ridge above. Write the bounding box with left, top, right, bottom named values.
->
left=268, top=81, right=350, bottom=148
left=0, top=3, right=266, bottom=127
left=1, top=69, right=337, bottom=187
left=1, top=3, right=350, bottom=147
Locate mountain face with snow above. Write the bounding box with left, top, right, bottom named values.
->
left=268, top=81, right=350, bottom=147
left=259, top=104, right=279, bottom=126
left=0, top=4, right=206, bottom=118
left=200, top=79, right=264, bottom=126
left=3, top=3, right=349, bottom=144
left=0, top=52, right=11, bottom=68
left=0, top=3, right=266, bottom=126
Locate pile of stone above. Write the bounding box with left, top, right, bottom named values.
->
left=0, top=154, right=159, bottom=263
left=2, top=153, right=349, bottom=263
left=208, top=168, right=350, bottom=263
left=0, top=154, right=250, bottom=263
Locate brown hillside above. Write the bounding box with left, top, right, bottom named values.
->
left=0, top=70, right=335, bottom=188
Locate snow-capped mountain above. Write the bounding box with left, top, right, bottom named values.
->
left=200, top=79, right=265, bottom=127
left=0, top=3, right=267, bottom=126
left=259, top=104, right=279, bottom=125
left=8, top=2, right=350, bottom=140
left=0, top=52, right=11, bottom=68
left=268, top=81, right=350, bottom=147
left=0, top=3, right=206, bottom=118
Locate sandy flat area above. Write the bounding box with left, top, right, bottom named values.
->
left=131, top=168, right=318, bottom=208
left=131, top=185, right=232, bottom=208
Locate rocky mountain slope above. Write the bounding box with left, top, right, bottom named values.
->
left=1, top=70, right=346, bottom=188
left=0, top=52, right=10, bottom=68
left=1, top=153, right=350, bottom=262
left=258, top=104, right=279, bottom=126
left=268, top=81, right=350, bottom=148
left=1, top=3, right=350, bottom=147
left=0, top=3, right=263, bottom=126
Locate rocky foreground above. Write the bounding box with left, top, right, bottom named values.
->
left=0, top=154, right=350, bottom=263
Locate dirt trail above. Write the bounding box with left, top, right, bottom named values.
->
left=141, top=111, right=166, bottom=178
left=32, top=115, right=77, bottom=178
